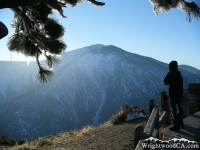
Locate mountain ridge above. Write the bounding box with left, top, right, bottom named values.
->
left=0, top=44, right=200, bottom=140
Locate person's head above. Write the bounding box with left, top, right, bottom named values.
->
left=169, top=60, right=178, bottom=71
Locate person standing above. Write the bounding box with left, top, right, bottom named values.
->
left=164, top=60, right=184, bottom=131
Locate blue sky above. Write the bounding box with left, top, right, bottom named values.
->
left=0, top=0, right=200, bottom=69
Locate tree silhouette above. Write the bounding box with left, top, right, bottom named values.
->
left=149, top=0, right=200, bottom=22
left=0, top=0, right=105, bottom=82
left=0, top=0, right=199, bottom=82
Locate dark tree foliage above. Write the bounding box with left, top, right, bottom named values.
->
left=0, top=0, right=199, bottom=82
left=0, top=0, right=105, bottom=82
left=149, top=0, right=200, bottom=22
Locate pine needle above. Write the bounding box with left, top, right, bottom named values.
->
left=45, top=55, right=61, bottom=69
left=37, top=67, right=54, bottom=82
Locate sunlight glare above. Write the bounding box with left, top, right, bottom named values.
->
left=26, top=57, right=31, bottom=66
left=56, top=54, right=61, bottom=57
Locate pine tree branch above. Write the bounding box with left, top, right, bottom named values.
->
left=0, top=0, right=56, bottom=9
left=36, top=51, right=41, bottom=67
left=149, top=0, right=200, bottom=21
left=87, top=0, right=105, bottom=6
left=44, top=51, right=61, bottom=69
left=36, top=51, right=54, bottom=82
left=11, top=7, right=34, bottom=35
left=47, top=1, right=67, bottom=18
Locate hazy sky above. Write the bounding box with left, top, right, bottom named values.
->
left=0, top=0, right=200, bottom=69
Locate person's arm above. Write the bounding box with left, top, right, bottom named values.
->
left=180, top=72, right=183, bottom=87
left=164, top=72, right=170, bottom=85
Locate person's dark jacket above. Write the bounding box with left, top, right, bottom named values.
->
left=164, top=61, right=183, bottom=98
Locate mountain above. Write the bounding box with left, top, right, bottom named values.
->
left=0, top=44, right=200, bottom=140
left=0, top=61, right=38, bottom=105
left=179, top=65, right=200, bottom=77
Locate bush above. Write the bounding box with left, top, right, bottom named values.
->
left=0, top=135, right=27, bottom=147
left=0, top=136, right=16, bottom=146
left=37, top=139, right=52, bottom=147
left=110, top=105, right=133, bottom=125
left=110, top=113, right=126, bottom=125
left=18, top=139, right=27, bottom=145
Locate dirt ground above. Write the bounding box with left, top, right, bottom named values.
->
left=1, top=118, right=147, bottom=150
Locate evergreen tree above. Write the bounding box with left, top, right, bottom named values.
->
left=0, top=0, right=105, bottom=82
left=149, top=0, right=200, bottom=22
left=0, top=0, right=199, bottom=82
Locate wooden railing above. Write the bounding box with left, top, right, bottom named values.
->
left=134, top=87, right=200, bottom=150
left=134, top=91, right=171, bottom=150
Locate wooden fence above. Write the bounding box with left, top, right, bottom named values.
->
left=134, top=86, right=200, bottom=150
left=134, top=91, right=171, bottom=150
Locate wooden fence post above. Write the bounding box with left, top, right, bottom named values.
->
left=155, top=107, right=159, bottom=138
left=149, top=99, right=156, bottom=115
left=182, top=91, right=189, bottom=118
left=149, top=99, right=159, bottom=128
left=134, top=125, right=144, bottom=149
left=135, top=107, right=159, bottom=150
left=161, top=91, right=172, bottom=126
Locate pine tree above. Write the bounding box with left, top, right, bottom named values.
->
left=0, top=0, right=199, bottom=82
left=149, top=0, right=200, bottom=22
left=0, top=0, right=105, bottom=82
left=7, top=6, right=67, bottom=82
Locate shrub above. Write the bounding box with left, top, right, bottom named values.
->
left=18, top=139, right=27, bottom=145
left=110, top=105, right=133, bottom=125
left=0, top=136, right=16, bottom=146
left=37, top=139, right=52, bottom=147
